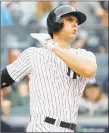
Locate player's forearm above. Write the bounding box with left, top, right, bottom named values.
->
left=52, top=46, right=97, bottom=78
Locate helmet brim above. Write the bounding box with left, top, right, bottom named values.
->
left=61, top=11, right=87, bottom=25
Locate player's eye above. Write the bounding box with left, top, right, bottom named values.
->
left=67, top=18, right=78, bottom=25
left=66, top=18, right=73, bottom=21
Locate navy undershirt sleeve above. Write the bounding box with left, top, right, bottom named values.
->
left=1, top=68, right=15, bottom=89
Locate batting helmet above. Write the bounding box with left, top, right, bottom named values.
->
left=47, top=5, right=87, bottom=38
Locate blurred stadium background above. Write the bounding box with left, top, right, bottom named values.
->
left=1, top=1, right=108, bottom=132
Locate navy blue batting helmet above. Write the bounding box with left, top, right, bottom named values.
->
left=47, top=5, right=87, bottom=38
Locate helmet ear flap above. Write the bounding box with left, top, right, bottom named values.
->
left=53, top=17, right=64, bottom=32
left=47, top=8, right=64, bottom=35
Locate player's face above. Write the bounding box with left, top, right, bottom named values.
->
left=61, top=16, right=78, bottom=40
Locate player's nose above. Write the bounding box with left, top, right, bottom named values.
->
left=72, top=21, right=78, bottom=27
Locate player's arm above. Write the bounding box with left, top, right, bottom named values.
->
left=1, top=68, right=15, bottom=89
left=30, top=33, right=97, bottom=78
left=52, top=46, right=97, bottom=78
left=1, top=47, right=34, bottom=89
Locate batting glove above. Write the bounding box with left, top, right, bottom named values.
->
left=30, top=33, right=55, bottom=51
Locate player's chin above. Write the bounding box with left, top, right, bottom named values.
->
left=70, top=34, right=76, bottom=40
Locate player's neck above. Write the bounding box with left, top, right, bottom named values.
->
left=53, top=35, right=71, bottom=49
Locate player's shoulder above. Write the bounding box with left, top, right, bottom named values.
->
left=25, top=47, right=39, bottom=51
left=76, top=48, right=95, bottom=56
left=69, top=48, right=96, bottom=61
left=24, top=47, right=45, bottom=53
left=76, top=48, right=97, bottom=62
left=76, top=48, right=91, bottom=53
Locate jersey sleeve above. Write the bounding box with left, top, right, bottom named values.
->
left=78, top=49, right=97, bottom=81
left=86, top=51, right=97, bottom=80
left=7, top=47, right=34, bottom=82
left=85, top=51, right=97, bottom=65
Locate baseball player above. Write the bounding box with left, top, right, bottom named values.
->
left=1, top=5, right=97, bottom=132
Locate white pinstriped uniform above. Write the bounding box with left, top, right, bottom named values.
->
left=7, top=47, right=97, bottom=132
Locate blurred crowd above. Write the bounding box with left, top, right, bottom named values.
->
left=1, top=1, right=108, bottom=117
left=1, top=1, right=108, bottom=53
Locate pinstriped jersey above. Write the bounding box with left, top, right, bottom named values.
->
left=7, top=47, right=97, bottom=124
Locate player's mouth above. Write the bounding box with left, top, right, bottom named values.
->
left=72, top=30, right=76, bottom=35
